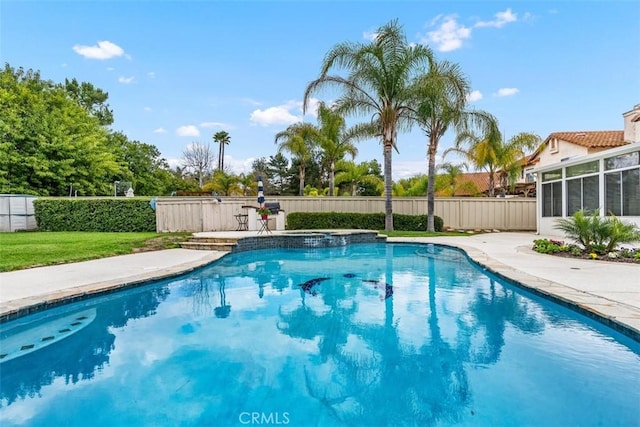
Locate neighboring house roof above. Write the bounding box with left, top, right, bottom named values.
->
left=528, top=130, right=627, bottom=164
left=436, top=172, right=489, bottom=196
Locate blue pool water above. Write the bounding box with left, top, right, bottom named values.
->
left=1, top=243, right=639, bottom=426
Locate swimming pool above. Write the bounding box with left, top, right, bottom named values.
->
left=1, top=243, right=638, bottom=426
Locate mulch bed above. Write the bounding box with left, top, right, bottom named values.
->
left=544, top=250, right=640, bottom=264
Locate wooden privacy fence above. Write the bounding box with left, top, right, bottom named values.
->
left=155, top=197, right=536, bottom=232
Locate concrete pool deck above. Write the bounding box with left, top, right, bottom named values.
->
left=0, top=231, right=638, bottom=340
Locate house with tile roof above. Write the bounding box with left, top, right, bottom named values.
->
left=533, top=104, right=640, bottom=236
left=435, top=172, right=489, bottom=197
left=524, top=104, right=639, bottom=178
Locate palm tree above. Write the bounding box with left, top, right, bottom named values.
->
left=274, top=122, right=318, bottom=196
left=447, top=129, right=540, bottom=197
left=238, top=173, right=257, bottom=196
left=212, top=131, right=230, bottom=171
left=204, top=170, right=241, bottom=196
left=314, top=102, right=358, bottom=196
left=334, top=160, right=383, bottom=196
left=437, top=162, right=468, bottom=196
left=303, top=19, right=433, bottom=230
left=411, top=58, right=498, bottom=231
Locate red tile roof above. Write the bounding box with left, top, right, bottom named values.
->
left=528, top=131, right=628, bottom=164
left=436, top=172, right=490, bottom=196
left=545, top=131, right=626, bottom=148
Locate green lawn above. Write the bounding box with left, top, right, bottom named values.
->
left=0, top=232, right=190, bottom=272
left=0, top=230, right=470, bottom=272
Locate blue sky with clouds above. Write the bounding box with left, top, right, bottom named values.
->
left=2, top=1, right=639, bottom=179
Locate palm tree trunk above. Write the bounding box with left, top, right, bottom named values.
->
left=383, top=142, right=393, bottom=231
left=299, top=164, right=306, bottom=196
left=329, top=161, right=335, bottom=196
left=218, top=143, right=223, bottom=170
left=488, top=171, right=495, bottom=197
left=426, top=138, right=437, bottom=232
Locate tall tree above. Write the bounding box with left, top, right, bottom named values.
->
left=0, top=64, right=119, bottom=195
left=182, top=141, right=214, bottom=188
left=106, top=131, right=175, bottom=196
left=411, top=58, right=497, bottom=231
left=315, top=102, right=358, bottom=196
left=303, top=20, right=433, bottom=230
left=447, top=130, right=540, bottom=197
left=266, top=153, right=290, bottom=195
left=63, top=78, right=114, bottom=126
left=213, top=131, right=231, bottom=171
left=274, top=122, right=318, bottom=196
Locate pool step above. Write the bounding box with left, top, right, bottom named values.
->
left=179, top=238, right=237, bottom=251
left=187, top=237, right=238, bottom=244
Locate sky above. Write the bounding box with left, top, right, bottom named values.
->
left=1, top=1, right=639, bottom=180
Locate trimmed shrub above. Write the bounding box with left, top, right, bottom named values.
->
left=34, top=198, right=156, bottom=232
left=286, top=212, right=443, bottom=232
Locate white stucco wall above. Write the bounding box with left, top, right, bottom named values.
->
left=538, top=216, right=640, bottom=237
left=536, top=141, right=589, bottom=169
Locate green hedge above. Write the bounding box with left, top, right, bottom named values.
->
left=34, top=198, right=156, bottom=232
left=286, top=212, right=443, bottom=232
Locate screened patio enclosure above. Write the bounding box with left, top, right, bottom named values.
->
left=535, top=142, right=640, bottom=236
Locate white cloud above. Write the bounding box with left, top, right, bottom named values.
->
left=106, top=67, right=115, bottom=71
left=250, top=106, right=300, bottom=127
left=144, top=107, right=152, bottom=112
left=363, top=30, right=378, bottom=41
left=467, top=90, right=483, bottom=102
left=72, top=40, right=126, bottom=60
left=422, top=15, right=472, bottom=52
left=303, top=97, right=322, bottom=117
left=475, top=8, right=518, bottom=28
left=166, top=157, right=181, bottom=169
left=200, top=121, right=235, bottom=130
left=118, top=76, right=135, bottom=84
left=61, top=63, right=67, bottom=67
left=225, top=156, right=255, bottom=176
left=147, top=71, right=155, bottom=78
left=495, top=87, right=519, bottom=97
left=393, top=161, right=426, bottom=180
left=176, top=125, right=200, bottom=137
left=153, top=127, right=167, bottom=133
left=249, top=98, right=322, bottom=127
left=240, top=97, right=263, bottom=106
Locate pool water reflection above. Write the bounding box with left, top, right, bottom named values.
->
left=1, top=243, right=638, bottom=426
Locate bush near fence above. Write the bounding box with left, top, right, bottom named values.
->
left=34, top=198, right=156, bottom=232
left=286, top=212, right=443, bottom=232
